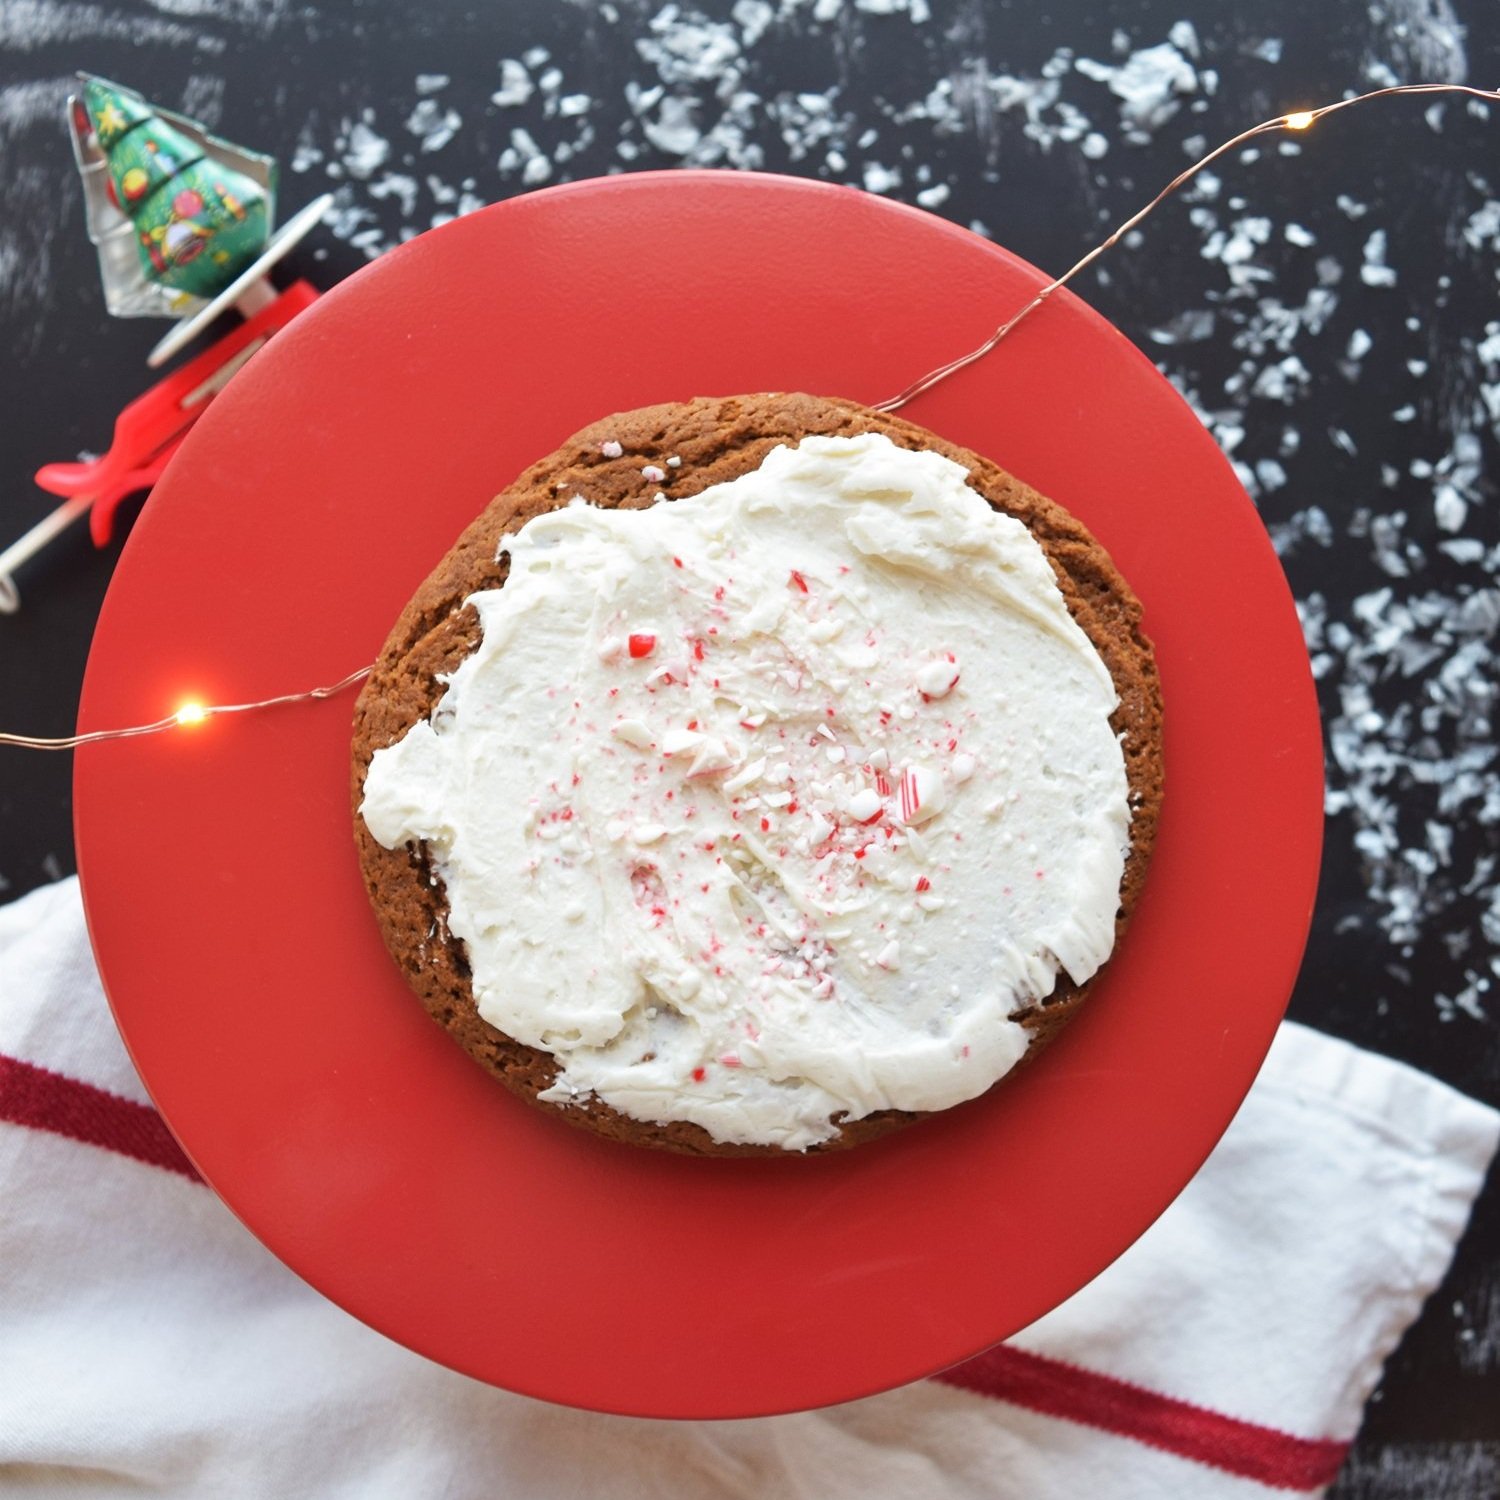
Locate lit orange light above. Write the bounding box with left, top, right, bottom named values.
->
left=1284, top=111, right=1316, bottom=131
left=175, top=701, right=208, bottom=726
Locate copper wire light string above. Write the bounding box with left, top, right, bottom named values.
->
left=5, top=82, right=1496, bottom=751
left=0, top=664, right=373, bottom=750
left=872, top=83, right=1500, bottom=413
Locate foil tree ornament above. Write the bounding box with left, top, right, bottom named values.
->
left=71, top=75, right=278, bottom=319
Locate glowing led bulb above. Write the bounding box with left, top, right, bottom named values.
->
left=175, top=701, right=208, bottom=726
left=1284, top=111, right=1316, bottom=131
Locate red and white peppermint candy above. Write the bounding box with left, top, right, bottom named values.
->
left=915, top=654, right=960, bottom=700
left=897, top=764, right=946, bottom=825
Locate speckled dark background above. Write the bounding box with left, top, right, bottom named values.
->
left=1, top=2, right=1496, bottom=1492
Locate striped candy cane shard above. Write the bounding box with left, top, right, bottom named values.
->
left=898, top=764, right=946, bottom=825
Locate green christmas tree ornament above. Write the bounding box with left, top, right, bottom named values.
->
left=77, top=76, right=273, bottom=303
left=68, top=74, right=331, bottom=367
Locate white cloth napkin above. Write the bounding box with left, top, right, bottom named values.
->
left=1, top=877, right=1495, bottom=1499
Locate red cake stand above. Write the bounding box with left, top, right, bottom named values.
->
left=75, top=171, right=1322, bottom=1418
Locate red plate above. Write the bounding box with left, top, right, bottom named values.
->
left=75, top=172, right=1322, bottom=1417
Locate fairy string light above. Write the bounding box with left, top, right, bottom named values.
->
left=4, top=81, right=1496, bottom=753
left=872, top=82, right=1500, bottom=413
left=0, top=665, right=371, bottom=750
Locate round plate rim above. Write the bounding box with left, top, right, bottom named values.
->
left=75, top=168, right=1324, bottom=1417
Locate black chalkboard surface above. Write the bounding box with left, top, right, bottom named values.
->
left=1, top=3, right=1496, bottom=1492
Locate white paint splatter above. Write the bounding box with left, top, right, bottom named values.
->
left=1075, top=39, right=1199, bottom=142
left=406, top=98, right=460, bottom=154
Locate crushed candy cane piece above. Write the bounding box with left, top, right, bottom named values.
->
left=687, top=737, right=737, bottom=778
left=915, top=656, right=961, bottom=699
left=898, top=764, right=946, bottom=825
left=610, top=719, right=654, bottom=749
left=723, top=757, right=766, bottom=794
left=628, top=633, right=656, bottom=658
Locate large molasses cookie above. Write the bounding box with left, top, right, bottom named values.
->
left=352, top=393, right=1163, bottom=1155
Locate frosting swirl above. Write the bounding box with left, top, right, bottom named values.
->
left=362, top=433, right=1130, bottom=1149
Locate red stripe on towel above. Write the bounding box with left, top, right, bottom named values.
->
left=0, top=1053, right=199, bottom=1181
left=938, top=1343, right=1349, bottom=1491
left=0, top=1051, right=1352, bottom=1490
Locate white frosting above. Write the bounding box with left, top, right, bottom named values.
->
left=361, top=433, right=1130, bottom=1150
